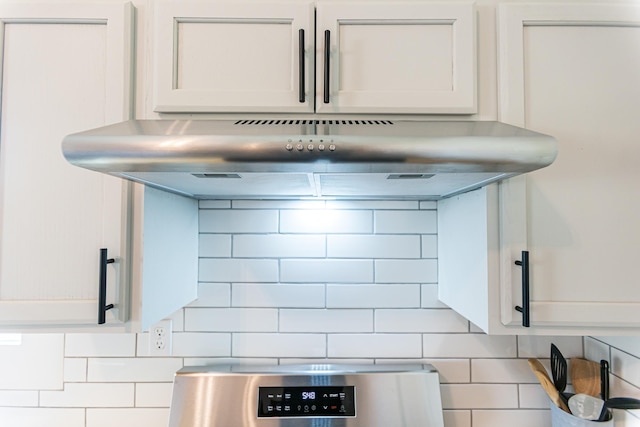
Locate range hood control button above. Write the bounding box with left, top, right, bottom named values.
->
left=286, top=144, right=293, bottom=151
left=296, top=144, right=304, bottom=151
left=329, top=144, right=336, bottom=151
left=318, top=145, right=325, bottom=151
left=307, top=144, right=314, bottom=151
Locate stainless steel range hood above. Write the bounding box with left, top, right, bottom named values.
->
left=62, top=119, right=557, bottom=200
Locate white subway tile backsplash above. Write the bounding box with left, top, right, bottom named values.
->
left=232, top=333, right=326, bottom=358
left=592, top=336, right=640, bottom=356
left=423, top=334, right=517, bottom=358
left=188, top=283, right=231, bottom=307
left=612, top=348, right=640, bottom=390
left=281, top=260, right=373, bottom=283
left=375, top=259, right=437, bottom=283
left=422, top=235, right=438, bottom=258
left=199, top=234, right=231, bottom=257
left=584, top=336, right=610, bottom=362
left=65, top=333, right=135, bottom=357
left=328, top=334, right=422, bottom=358
left=172, top=333, right=231, bottom=357
left=87, top=358, right=183, bottom=383
left=0, top=408, right=85, bottom=427
left=232, top=283, right=325, bottom=308
left=0, top=334, right=63, bottom=390
left=327, top=200, right=419, bottom=210
left=471, top=359, right=536, bottom=383
left=199, top=259, right=279, bottom=282
left=440, top=384, right=519, bottom=409
left=519, top=384, right=550, bottom=409
left=199, top=200, right=231, bottom=209
left=327, top=284, right=420, bottom=308
left=443, top=410, right=471, bottom=427
left=327, top=235, right=420, bottom=258
left=135, top=383, right=173, bottom=408
left=63, top=358, right=87, bottom=382
left=421, top=284, right=448, bottom=308
left=374, top=210, right=437, bottom=234
left=233, top=200, right=325, bottom=209
left=200, top=209, right=278, bottom=233
left=610, top=376, right=640, bottom=402
left=185, top=308, right=278, bottom=332
left=0, top=391, right=38, bottom=407
left=517, top=336, right=583, bottom=359
left=280, top=209, right=372, bottom=233
left=425, top=359, right=471, bottom=383
left=280, top=309, right=373, bottom=333
left=40, top=383, right=133, bottom=407
left=233, top=234, right=325, bottom=258
left=375, top=309, right=468, bottom=333
left=382, top=359, right=470, bottom=383
left=420, top=201, right=437, bottom=210
left=86, top=408, right=170, bottom=427
left=472, top=409, right=551, bottom=427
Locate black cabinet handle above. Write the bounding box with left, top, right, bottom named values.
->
left=323, top=30, right=330, bottom=104
left=298, top=29, right=305, bottom=103
left=98, top=248, right=115, bottom=325
left=514, top=250, right=530, bottom=327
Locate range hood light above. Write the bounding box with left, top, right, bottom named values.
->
left=193, top=173, right=242, bottom=179
left=387, top=174, right=435, bottom=180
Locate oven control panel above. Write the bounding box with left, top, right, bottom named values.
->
left=257, top=386, right=355, bottom=418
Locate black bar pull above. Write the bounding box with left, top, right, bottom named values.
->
left=323, top=30, right=330, bottom=104
left=298, top=29, right=305, bottom=103
left=514, top=250, right=530, bottom=327
left=98, top=248, right=115, bottom=325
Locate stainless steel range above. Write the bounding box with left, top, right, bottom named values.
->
left=168, top=364, right=444, bottom=427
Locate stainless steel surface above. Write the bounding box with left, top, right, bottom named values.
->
left=168, top=364, right=444, bottom=427
left=62, top=119, right=557, bottom=200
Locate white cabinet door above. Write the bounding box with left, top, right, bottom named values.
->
left=496, top=4, right=640, bottom=331
left=315, top=1, right=476, bottom=114
left=0, top=3, right=133, bottom=327
left=153, top=0, right=315, bottom=113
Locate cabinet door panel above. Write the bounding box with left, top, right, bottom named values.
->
left=154, top=1, right=314, bottom=113
left=498, top=4, right=640, bottom=330
left=316, top=2, right=475, bottom=114
left=0, top=3, right=133, bottom=326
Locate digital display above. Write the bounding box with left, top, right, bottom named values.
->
left=257, top=386, right=355, bottom=418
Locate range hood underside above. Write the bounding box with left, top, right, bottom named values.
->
left=123, top=171, right=512, bottom=200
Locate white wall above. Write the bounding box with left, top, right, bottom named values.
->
left=3, top=199, right=638, bottom=427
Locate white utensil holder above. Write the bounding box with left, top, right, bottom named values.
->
left=550, top=401, right=613, bottom=427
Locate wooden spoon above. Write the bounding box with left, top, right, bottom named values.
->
left=570, top=358, right=601, bottom=397
left=528, top=358, right=571, bottom=413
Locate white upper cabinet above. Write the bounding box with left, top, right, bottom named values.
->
left=153, top=1, right=315, bottom=113
left=316, top=1, right=476, bottom=114
left=0, top=2, right=199, bottom=332
left=0, top=2, right=133, bottom=327
left=153, top=1, right=476, bottom=114
left=439, top=3, right=640, bottom=335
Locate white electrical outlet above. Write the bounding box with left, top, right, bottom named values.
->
left=149, top=319, right=172, bottom=356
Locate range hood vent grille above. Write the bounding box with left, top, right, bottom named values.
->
left=234, top=119, right=394, bottom=126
